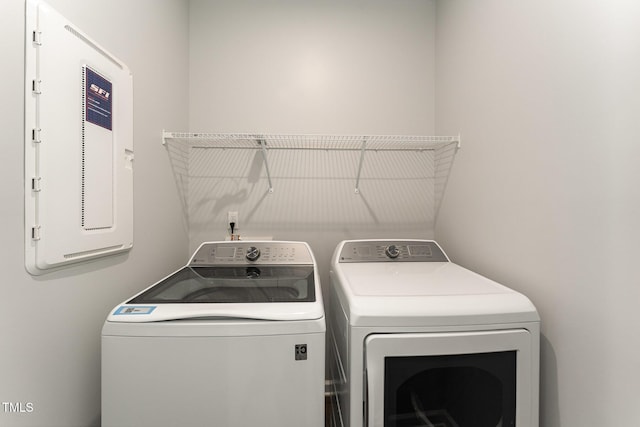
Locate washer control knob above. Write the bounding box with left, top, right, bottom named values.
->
left=385, top=244, right=400, bottom=259
left=246, top=246, right=261, bottom=261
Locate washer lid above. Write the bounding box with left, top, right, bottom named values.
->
left=129, top=266, right=316, bottom=304
left=108, top=264, right=323, bottom=322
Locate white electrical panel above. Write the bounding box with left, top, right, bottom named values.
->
left=25, top=0, right=134, bottom=275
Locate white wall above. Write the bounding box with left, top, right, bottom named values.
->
left=187, top=0, right=439, bottom=285
left=435, top=1, right=640, bottom=425
left=0, top=1, right=189, bottom=426
left=6, top=1, right=637, bottom=426
left=189, top=0, right=436, bottom=135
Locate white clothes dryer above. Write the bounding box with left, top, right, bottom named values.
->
left=328, top=239, right=539, bottom=427
left=102, top=241, right=325, bottom=427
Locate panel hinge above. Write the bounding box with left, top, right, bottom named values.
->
left=33, top=30, right=42, bottom=46
left=32, top=128, right=41, bottom=143
left=32, top=79, right=42, bottom=95
left=31, top=226, right=41, bottom=241
left=31, top=177, right=42, bottom=192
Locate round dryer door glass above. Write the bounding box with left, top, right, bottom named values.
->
left=128, top=266, right=316, bottom=304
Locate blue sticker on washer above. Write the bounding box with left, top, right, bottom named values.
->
left=113, top=306, right=157, bottom=315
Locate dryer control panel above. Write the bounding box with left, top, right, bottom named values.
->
left=189, top=241, right=314, bottom=265
left=338, top=240, right=449, bottom=263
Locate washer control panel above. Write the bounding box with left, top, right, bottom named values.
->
left=189, top=241, right=313, bottom=265
left=338, top=240, right=449, bottom=263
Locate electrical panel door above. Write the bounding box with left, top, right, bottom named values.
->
left=25, top=0, right=134, bottom=275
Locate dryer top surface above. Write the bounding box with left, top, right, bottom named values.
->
left=337, top=261, right=509, bottom=297
left=330, top=240, right=539, bottom=326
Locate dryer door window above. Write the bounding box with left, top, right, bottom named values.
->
left=365, top=330, right=533, bottom=427
left=384, top=351, right=515, bottom=427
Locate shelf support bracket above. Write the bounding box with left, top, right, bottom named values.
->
left=258, top=138, right=274, bottom=193
left=354, top=137, right=367, bottom=194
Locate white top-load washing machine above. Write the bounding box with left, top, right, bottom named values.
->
left=102, top=241, right=325, bottom=427
left=328, top=239, right=540, bottom=427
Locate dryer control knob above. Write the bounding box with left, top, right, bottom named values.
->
left=246, top=246, right=261, bottom=261
left=385, top=245, right=400, bottom=259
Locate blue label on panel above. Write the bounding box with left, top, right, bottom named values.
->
left=113, top=306, right=157, bottom=315
left=85, top=67, right=113, bottom=131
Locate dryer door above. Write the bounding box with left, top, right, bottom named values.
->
left=364, top=329, right=533, bottom=427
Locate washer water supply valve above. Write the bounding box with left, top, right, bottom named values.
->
left=228, top=211, right=239, bottom=240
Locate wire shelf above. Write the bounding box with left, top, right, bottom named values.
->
left=163, top=132, right=459, bottom=152
left=162, top=131, right=460, bottom=194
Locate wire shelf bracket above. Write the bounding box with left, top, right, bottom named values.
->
left=354, top=137, right=368, bottom=194
left=258, top=138, right=274, bottom=193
